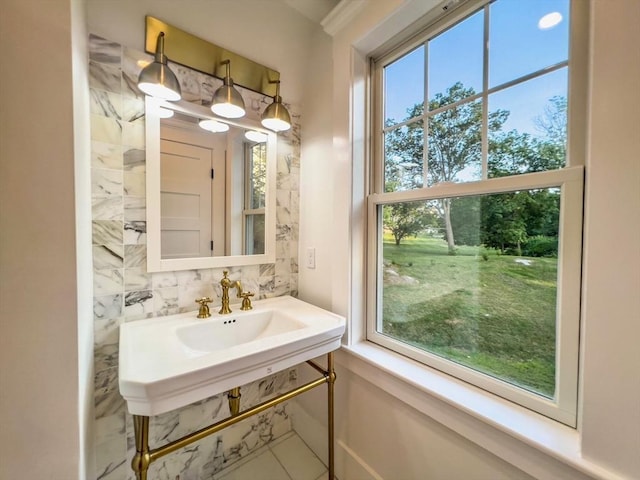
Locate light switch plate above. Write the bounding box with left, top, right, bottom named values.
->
left=306, top=247, right=316, bottom=269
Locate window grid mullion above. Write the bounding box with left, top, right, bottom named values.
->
left=423, top=41, right=429, bottom=189
left=382, top=61, right=569, bottom=135
left=481, top=4, right=490, bottom=180
left=376, top=60, right=385, bottom=194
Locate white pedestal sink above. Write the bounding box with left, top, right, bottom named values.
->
left=119, top=295, right=346, bottom=416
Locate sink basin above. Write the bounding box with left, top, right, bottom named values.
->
left=175, top=310, right=305, bottom=352
left=119, top=295, right=345, bottom=416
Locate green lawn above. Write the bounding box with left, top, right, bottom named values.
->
left=381, top=233, right=557, bottom=397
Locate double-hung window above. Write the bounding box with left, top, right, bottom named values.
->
left=368, top=0, right=585, bottom=425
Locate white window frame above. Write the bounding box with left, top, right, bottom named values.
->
left=366, top=0, right=586, bottom=426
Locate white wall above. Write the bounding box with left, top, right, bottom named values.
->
left=335, top=368, right=535, bottom=479
left=298, top=24, right=334, bottom=311
left=294, top=17, right=338, bottom=465
left=0, top=1, right=89, bottom=478
left=297, top=0, right=640, bottom=479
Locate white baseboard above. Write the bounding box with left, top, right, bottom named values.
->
left=291, top=400, right=383, bottom=480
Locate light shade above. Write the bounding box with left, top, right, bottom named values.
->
left=244, top=130, right=268, bottom=143
left=157, top=107, right=174, bottom=119
left=261, top=81, right=291, bottom=132
left=137, top=32, right=181, bottom=101
left=211, top=60, right=246, bottom=118
left=199, top=119, right=230, bottom=133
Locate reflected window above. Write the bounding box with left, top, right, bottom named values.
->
left=244, top=141, right=267, bottom=255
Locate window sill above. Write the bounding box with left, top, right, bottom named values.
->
left=336, top=342, right=621, bottom=480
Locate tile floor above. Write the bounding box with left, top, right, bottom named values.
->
left=214, top=431, right=328, bottom=480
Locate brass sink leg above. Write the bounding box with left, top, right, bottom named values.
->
left=327, top=352, right=336, bottom=480
left=307, top=352, right=337, bottom=480
left=228, top=387, right=241, bottom=416
left=132, top=415, right=151, bottom=480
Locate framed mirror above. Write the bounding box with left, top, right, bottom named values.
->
left=145, top=96, right=276, bottom=272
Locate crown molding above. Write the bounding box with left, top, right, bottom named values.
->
left=321, top=0, right=367, bottom=36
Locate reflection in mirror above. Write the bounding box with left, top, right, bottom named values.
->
left=146, top=97, right=276, bottom=272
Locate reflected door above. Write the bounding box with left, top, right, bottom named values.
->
left=159, top=127, right=226, bottom=257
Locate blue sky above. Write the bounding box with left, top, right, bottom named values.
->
left=384, top=0, right=570, bottom=138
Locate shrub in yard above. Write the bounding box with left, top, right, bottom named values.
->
left=522, top=235, right=558, bottom=257
left=505, top=245, right=523, bottom=256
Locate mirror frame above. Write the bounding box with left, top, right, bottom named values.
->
left=145, top=96, right=277, bottom=272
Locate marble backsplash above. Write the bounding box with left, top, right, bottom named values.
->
left=89, top=33, right=301, bottom=480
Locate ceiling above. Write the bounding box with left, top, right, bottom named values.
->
left=283, top=0, right=340, bottom=24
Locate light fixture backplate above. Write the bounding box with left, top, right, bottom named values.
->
left=145, top=16, right=280, bottom=98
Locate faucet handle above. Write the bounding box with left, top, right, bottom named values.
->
left=195, top=297, right=212, bottom=318
left=239, top=292, right=254, bottom=311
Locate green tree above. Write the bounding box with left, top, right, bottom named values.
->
left=521, top=189, right=560, bottom=238
left=383, top=87, right=566, bottom=253
left=383, top=201, right=434, bottom=246
left=450, top=196, right=482, bottom=246
left=384, top=82, right=508, bottom=252
left=488, top=130, right=538, bottom=177
left=529, top=95, right=567, bottom=173
left=384, top=117, right=424, bottom=192
left=483, top=131, right=557, bottom=254
left=382, top=107, right=425, bottom=246
left=489, top=94, right=567, bottom=176
left=482, top=95, right=566, bottom=253
left=427, top=83, right=506, bottom=254
left=481, top=192, right=528, bottom=254
left=534, top=96, right=567, bottom=152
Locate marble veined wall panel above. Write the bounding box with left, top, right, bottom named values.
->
left=89, top=33, right=300, bottom=480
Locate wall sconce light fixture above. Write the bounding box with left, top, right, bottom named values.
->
left=211, top=60, right=246, bottom=119
left=142, top=18, right=293, bottom=132
left=137, top=32, right=182, bottom=101
left=261, top=80, right=291, bottom=132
